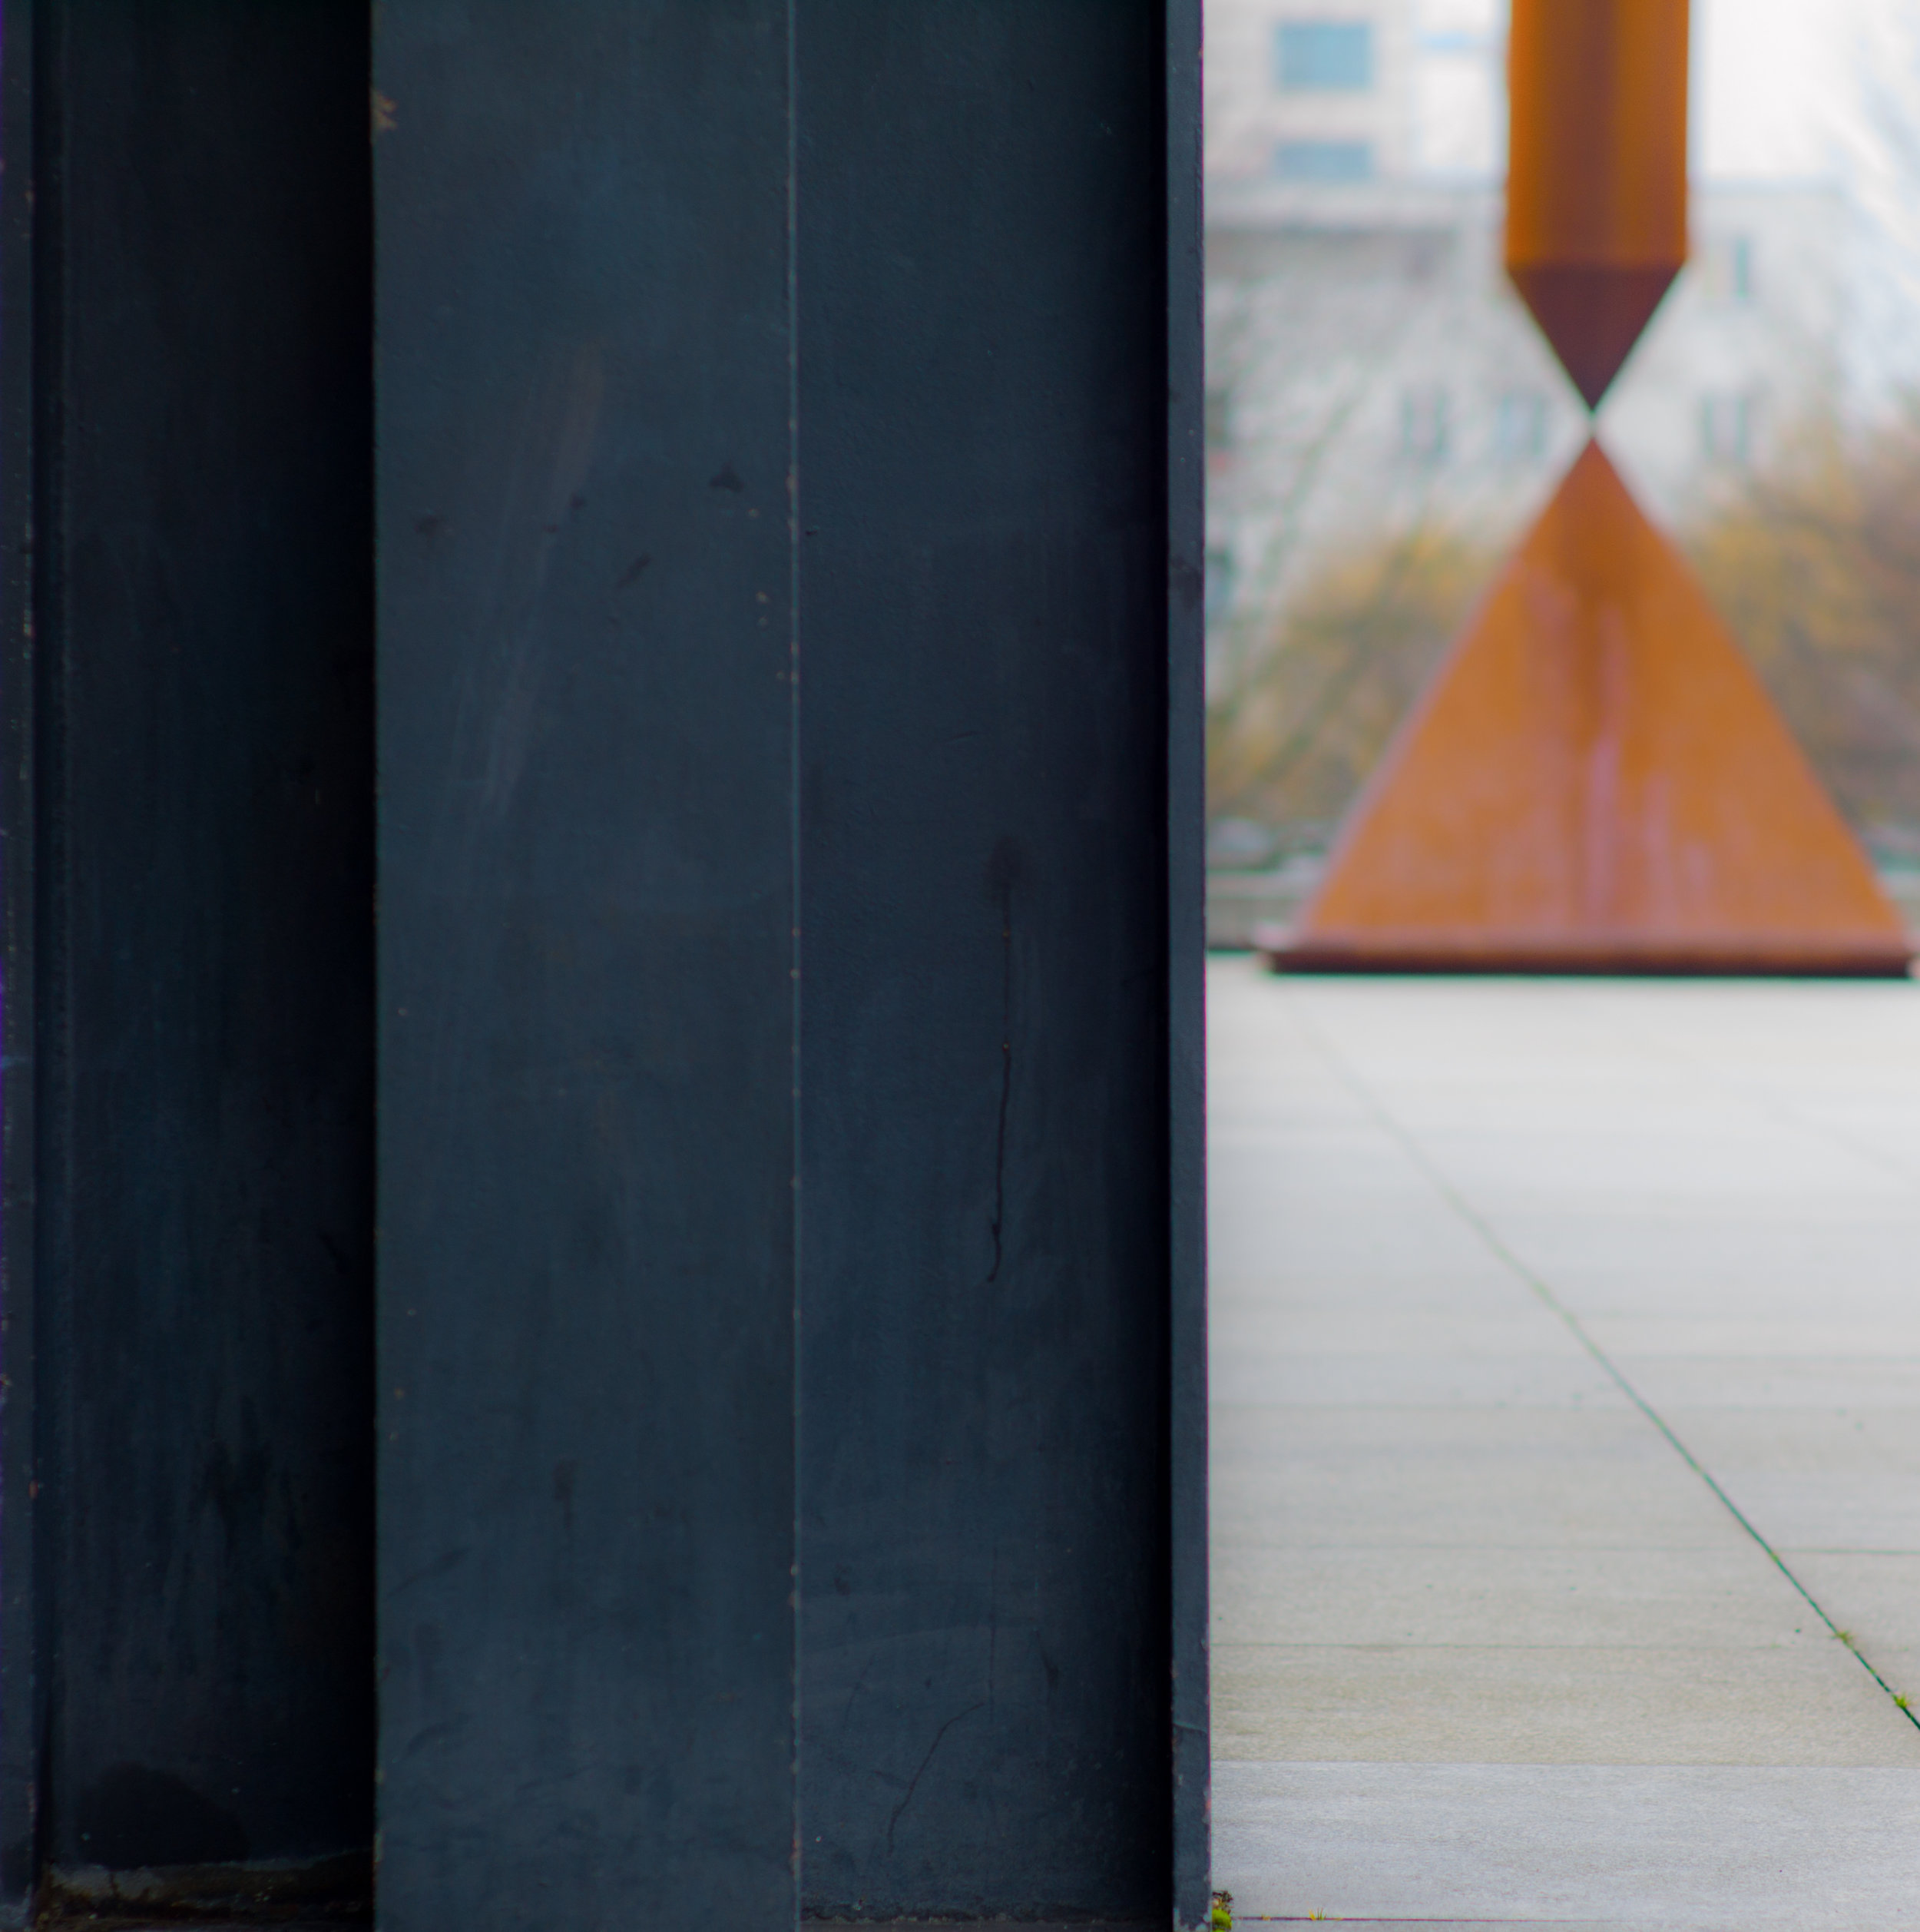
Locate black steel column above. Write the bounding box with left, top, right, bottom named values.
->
left=378, top=1, right=1207, bottom=1923
left=373, top=7, right=800, bottom=1927
left=793, top=3, right=1200, bottom=1921
left=0, top=4, right=38, bottom=1911
left=1, top=5, right=1207, bottom=1923
left=8, top=1, right=376, bottom=1907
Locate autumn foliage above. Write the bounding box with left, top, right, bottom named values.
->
left=1207, top=525, right=1495, bottom=845
left=1209, top=409, right=1920, bottom=860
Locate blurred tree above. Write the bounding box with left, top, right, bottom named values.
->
left=1684, top=403, right=1920, bottom=848
left=1206, top=522, right=1496, bottom=845
left=1208, top=408, right=1920, bottom=859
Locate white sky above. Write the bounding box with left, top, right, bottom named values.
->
left=1422, top=0, right=1888, bottom=181
left=1415, top=0, right=1886, bottom=181
left=1413, top=2, right=1920, bottom=394
left=1696, top=0, right=1855, bottom=179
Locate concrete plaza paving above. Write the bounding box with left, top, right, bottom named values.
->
left=1207, top=958, right=1920, bottom=1927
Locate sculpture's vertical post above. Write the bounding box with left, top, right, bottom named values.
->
left=1506, top=0, right=1688, bottom=408
left=1275, top=0, right=1909, bottom=976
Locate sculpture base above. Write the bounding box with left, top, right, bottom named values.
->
left=1258, top=928, right=1915, bottom=979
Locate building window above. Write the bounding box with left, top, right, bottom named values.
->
left=1730, top=235, right=1755, bottom=303
left=1701, top=391, right=1755, bottom=465
left=1206, top=387, right=1233, bottom=450
left=1206, top=548, right=1239, bottom=625
left=1702, top=234, right=1756, bottom=305
left=1275, top=139, right=1375, bottom=182
left=1276, top=21, right=1375, bottom=91
left=1402, top=386, right=1450, bottom=463
left=1494, top=389, right=1546, bottom=462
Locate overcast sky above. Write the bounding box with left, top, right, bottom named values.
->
left=1433, top=0, right=1892, bottom=181
left=1697, top=0, right=1855, bottom=179
left=1697, top=0, right=1920, bottom=187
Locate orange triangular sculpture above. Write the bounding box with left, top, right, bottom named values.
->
left=1272, top=443, right=1912, bottom=975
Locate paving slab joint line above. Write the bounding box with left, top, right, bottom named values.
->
left=1286, top=995, right=1920, bottom=1735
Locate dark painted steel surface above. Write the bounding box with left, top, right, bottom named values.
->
left=384, top=2, right=1207, bottom=1920
left=20, top=0, right=375, bottom=1884
left=375, top=7, right=799, bottom=1927
left=795, top=5, right=1177, bottom=1919
left=0, top=2, right=1203, bottom=1918
left=1, top=3, right=38, bottom=1914
left=1165, top=4, right=1212, bottom=1925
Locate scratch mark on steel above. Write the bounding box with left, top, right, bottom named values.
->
left=886, top=1701, right=987, bottom=1855
left=986, top=889, right=1013, bottom=1282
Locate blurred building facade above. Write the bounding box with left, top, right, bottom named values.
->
left=1204, top=0, right=1849, bottom=688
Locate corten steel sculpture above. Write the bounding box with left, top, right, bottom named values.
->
left=1270, top=0, right=1912, bottom=975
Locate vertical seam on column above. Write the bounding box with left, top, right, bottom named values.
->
left=785, top=0, right=803, bottom=1919
left=28, top=0, right=73, bottom=1885
left=3, top=0, right=48, bottom=1902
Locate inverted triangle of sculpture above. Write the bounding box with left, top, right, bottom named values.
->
left=1508, top=260, right=1680, bottom=408
left=1288, top=442, right=1908, bottom=971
